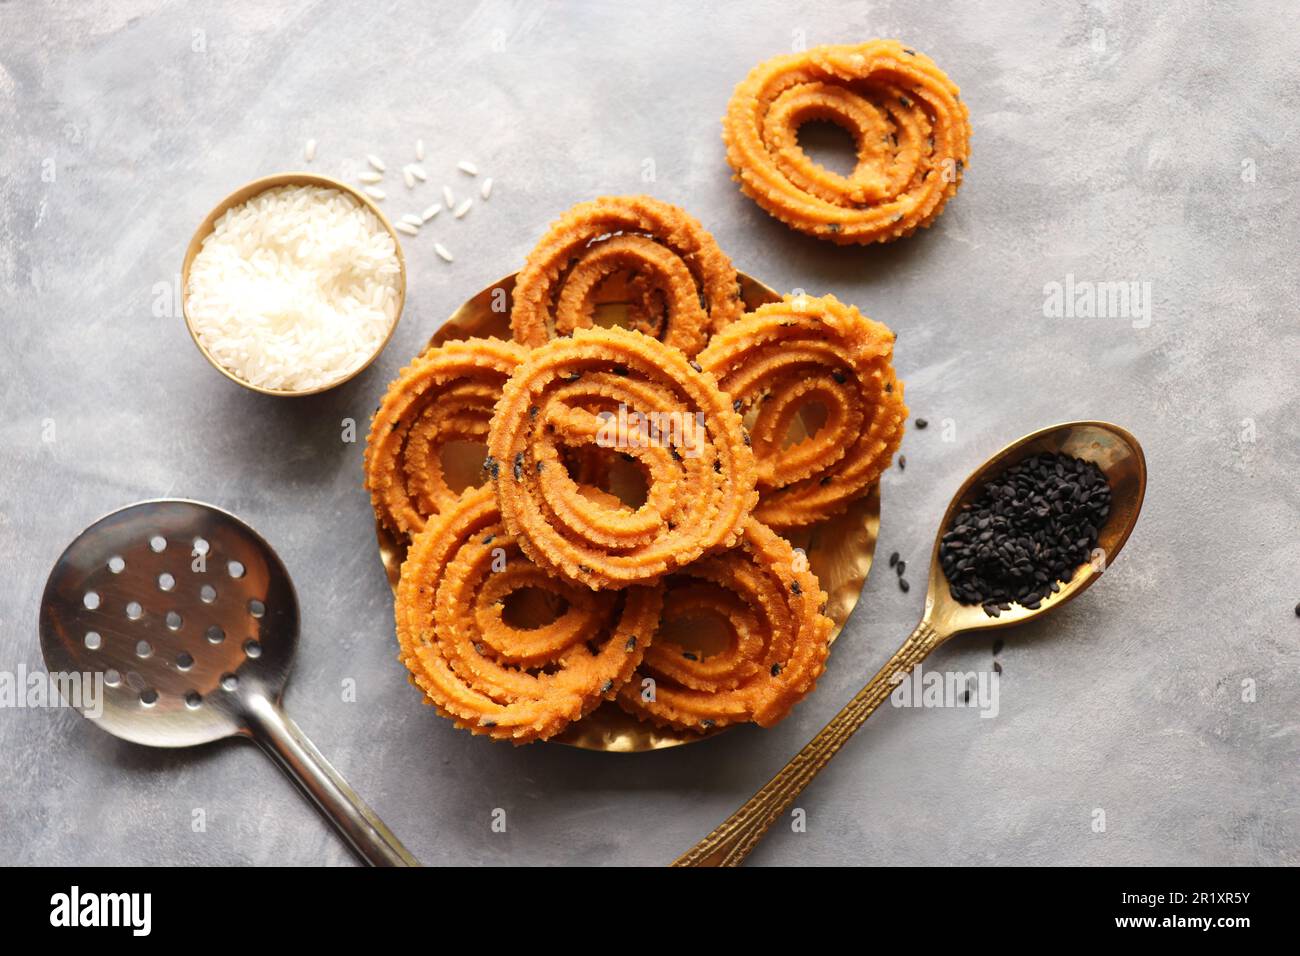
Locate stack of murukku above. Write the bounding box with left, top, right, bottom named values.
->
left=365, top=194, right=906, bottom=744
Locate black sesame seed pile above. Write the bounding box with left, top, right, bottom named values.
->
left=939, top=452, right=1111, bottom=616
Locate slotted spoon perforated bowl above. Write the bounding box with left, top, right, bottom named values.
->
left=39, top=499, right=418, bottom=866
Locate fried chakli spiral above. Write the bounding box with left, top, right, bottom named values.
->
left=722, top=39, right=971, bottom=244
left=699, top=293, right=906, bottom=529
left=365, top=338, right=526, bottom=538
left=617, top=518, right=832, bottom=731
left=510, top=195, right=743, bottom=356
left=488, top=326, right=758, bottom=590
left=396, top=486, right=664, bottom=743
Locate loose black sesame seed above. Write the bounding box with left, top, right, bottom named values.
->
left=915, top=418, right=928, bottom=429
left=993, top=661, right=1003, bottom=675
left=896, top=560, right=906, bottom=576
left=992, top=639, right=1004, bottom=656
left=904, top=47, right=916, bottom=55
left=899, top=578, right=910, bottom=593
left=889, top=551, right=899, bottom=567
left=1295, top=602, right=1300, bottom=617
left=898, top=454, right=907, bottom=471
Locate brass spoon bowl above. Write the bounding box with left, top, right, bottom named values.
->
left=675, top=420, right=1147, bottom=865
left=375, top=271, right=882, bottom=752
left=181, top=172, right=407, bottom=397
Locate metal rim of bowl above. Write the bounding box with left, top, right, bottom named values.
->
left=180, top=171, right=408, bottom=398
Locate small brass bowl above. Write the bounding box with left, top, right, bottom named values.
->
left=375, top=272, right=882, bottom=752
left=181, top=172, right=407, bottom=397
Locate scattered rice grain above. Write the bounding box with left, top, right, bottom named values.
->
left=420, top=203, right=441, bottom=222
left=434, top=242, right=454, bottom=262
left=453, top=198, right=473, bottom=219
left=442, top=185, right=455, bottom=207
left=457, top=160, right=479, bottom=176
left=366, top=154, right=386, bottom=172
left=359, top=171, right=383, bottom=184
left=480, top=177, right=493, bottom=200
left=409, top=164, right=427, bottom=182
left=403, top=167, right=415, bottom=189
left=364, top=186, right=386, bottom=201
left=415, top=138, right=425, bottom=161
left=304, top=138, right=317, bottom=162
left=401, top=213, right=423, bottom=227
left=395, top=222, right=419, bottom=236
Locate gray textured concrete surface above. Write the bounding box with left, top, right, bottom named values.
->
left=1, top=0, right=1297, bottom=867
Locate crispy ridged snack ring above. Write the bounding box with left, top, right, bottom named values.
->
left=617, top=518, right=832, bottom=731
left=488, top=326, right=758, bottom=590
left=699, top=293, right=906, bottom=529
left=510, top=195, right=743, bottom=355
left=365, top=338, right=526, bottom=538
left=723, top=40, right=970, bottom=244
left=396, top=486, right=664, bottom=743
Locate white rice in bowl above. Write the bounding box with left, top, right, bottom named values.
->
left=186, top=184, right=402, bottom=392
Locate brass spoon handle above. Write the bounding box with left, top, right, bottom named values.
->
left=672, top=619, right=945, bottom=867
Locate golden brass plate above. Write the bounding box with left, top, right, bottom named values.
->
left=375, top=272, right=881, bottom=751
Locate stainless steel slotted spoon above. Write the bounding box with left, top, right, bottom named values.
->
left=38, top=499, right=418, bottom=866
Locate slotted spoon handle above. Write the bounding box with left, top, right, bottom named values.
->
left=244, top=693, right=420, bottom=867
left=673, top=619, right=946, bottom=867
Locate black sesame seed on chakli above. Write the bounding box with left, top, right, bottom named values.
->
left=938, top=452, right=1111, bottom=616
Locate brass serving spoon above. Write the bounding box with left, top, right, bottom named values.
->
left=673, top=420, right=1146, bottom=867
